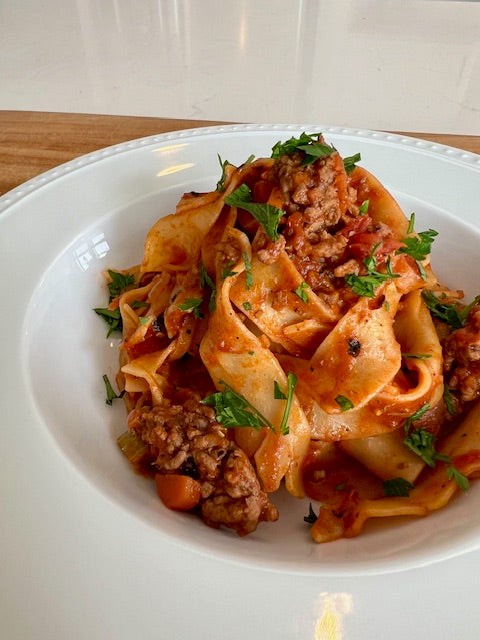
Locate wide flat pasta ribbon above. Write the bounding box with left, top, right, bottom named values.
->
left=373, top=289, right=444, bottom=419
left=310, top=399, right=480, bottom=542
left=230, top=246, right=339, bottom=357
left=199, top=227, right=311, bottom=496
left=300, top=282, right=402, bottom=414
left=121, top=342, right=177, bottom=406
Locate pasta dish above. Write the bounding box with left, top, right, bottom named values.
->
left=94, top=133, right=480, bottom=542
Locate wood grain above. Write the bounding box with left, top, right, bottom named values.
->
left=0, top=110, right=479, bottom=196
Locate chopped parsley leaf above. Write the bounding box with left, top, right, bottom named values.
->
left=201, top=382, right=275, bottom=431
left=343, top=152, right=361, bottom=175
left=271, top=132, right=335, bottom=166
left=397, top=228, right=438, bottom=262
left=107, top=270, right=135, bottom=302
left=335, top=395, right=354, bottom=411
left=403, top=427, right=450, bottom=468
left=446, top=466, right=470, bottom=492
left=345, top=246, right=398, bottom=298
left=402, top=353, right=432, bottom=360
left=406, top=212, right=416, bottom=234
left=221, top=260, right=238, bottom=279
left=216, top=154, right=229, bottom=192
left=304, top=502, right=318, bottom=524
left=130, top=300, right=149, bottom=309
left=177, top=297, right=204, bottom=319
left=202, top=374, right=296, bottom=436
left=382, top=477, right=415, bottom=497
left=225, top=184, right=284, bottom=242
left=243, top=301, right=252, bottom=311
left=93, top=306, right=122, bottom=337
left=422, top=291, right=480, bottom=330
left=200, top=262, right=216, bottom=312
left=359, top=199, right=370, bottom=215
left=294, top=281, right=310, bottom=303
left=443, top=385, right=457, bottom=417
left=103, top=374, right=125, bottom=405
left=277, top=372, right=297, bottom=436
left=242, top=251, right=253, bottom=289
left=274, top=380, right=286, bottom=400
left=403, top=403, right=430, bottom=433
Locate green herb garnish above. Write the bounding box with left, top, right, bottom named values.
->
left=402, top=353, right=432, bottom=360
left=271, top=132, right=335, bottom=166
left=221, top=260, right=238, bottom=279
left=343, top=152, right=361, bottom=175
left=345, top=245, right=398, bottom=298
left=335, top=395, right=354, bottom=412
left=446, top=466, right=470, bottom=492
left=106, top=270, right=135, bottom=302
left=177, top=297, right=204, bottom=319
left=403, top=427, right=451, bottom=468
left=304, top=502, right=318, bottom=525
left=102, top=374, right=125, bottom=405
left=202, top=382, right=275, bottom=431
left=359, top=199, right=370, bottom=215
left=202, top=373, right=296, bottom=436
left=93, top=306, right=122, bottom=337
left=242, top=251, right=253, bottom=289
left=225, top=184, right=284, bottom=242
left=382, top=477, right=415, bottom=497
left=294, top=281, right=310, bottom=303
left=443, top=385, right=457, bottom=416
left=276, top=372, right=297, bottom=436
left=422, top=291, right=480, bottom=330
left=130, top=300, right=149, bottom=309
left=216, top=154, right=229, bottom=192
left=200, top=262, right=216, bottom=312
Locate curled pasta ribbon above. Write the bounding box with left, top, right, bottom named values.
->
left=302, top=282, right=402, bottom=414
left=121, top=342, right=176, bottom=406
left=373, top=289, right=444, bottom=418
left=199, top=226, right=311, bottom=496
left=310, top=399, right=480, bottom=542
left=230, top=245, right=339, bottom=357
left=278, top=287, right=444, bottom=442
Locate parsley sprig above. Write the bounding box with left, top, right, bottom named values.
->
left=94, top=270, right=136, bottom=336
left=177, top=297, right=204, bottom=318
left=200, top=262, right=216, bottom=312
left=216, top=154, right=229, bottom=192
left=294, top=281, right=310, bottom=303
left=382, top=477, right=414, bottom=497
left=271, top=132, right=335, bottom=166
left=422, top=291, right=480, bottom=330
left=225, top=184, right=285, bottom=242
left=102, top=374, right=125, bottom=405
left=93, top=307, right=122, bottom=337
left=335, top=395, right=354, bottom=411
left=106, top=270, right=135, bottom=302
left=403, top=403, right=469, bottom=491
left=396, top=214, right=438, bottom=279
left=345, top=244, right=398, bottom=297
left=202, top=373, right=297, bottom=436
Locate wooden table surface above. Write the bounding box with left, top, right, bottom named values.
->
left=1, top=110, right=479, bottom=196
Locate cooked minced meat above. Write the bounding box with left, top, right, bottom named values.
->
left=127, top=393, right=279, bottom=536
left=443, top=305, right=480, bottom=403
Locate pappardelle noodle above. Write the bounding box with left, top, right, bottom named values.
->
left=95, top=133, right=480, bottom=542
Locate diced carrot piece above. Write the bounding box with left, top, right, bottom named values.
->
left=154, top=474, right=201, bottom=511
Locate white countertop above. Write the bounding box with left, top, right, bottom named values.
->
left=2, top=0, right=479, bottom=134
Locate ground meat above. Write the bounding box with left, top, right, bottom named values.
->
left=265, top=149, right=360, bottom=295
left=443, top=306, right=480, bottom=402
left=127, top=393, right=279, bottom=536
